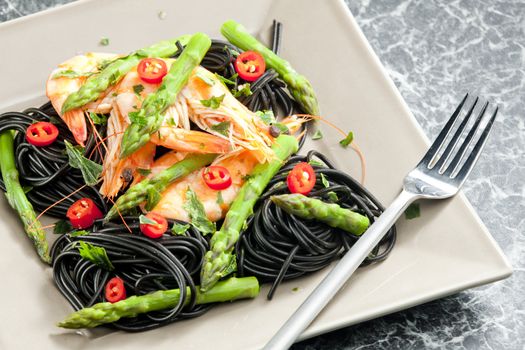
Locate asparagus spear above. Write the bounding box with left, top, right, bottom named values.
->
left=200, top=135, right=298, bottom=291
left=221, top=20, right=320, bottom=115
left=271, top=194, right=370, bottom=235
left=61, top=35, right=192, bottom=113
left=104, top=153, right=217, bottom=221
left=58, top=277, right=259, bottom=329
left=120, top=33, right=212, bottom=157
left=0, top=131, right=50, bottom=263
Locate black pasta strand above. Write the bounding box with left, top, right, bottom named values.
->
left=51, top=218, right=212, bottom=332
left=0, top=102, right=109, bottom=217
left=236, top=150, right=397, bottom=299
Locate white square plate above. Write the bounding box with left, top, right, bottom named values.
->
left=0, top=0, right=511, bottom=349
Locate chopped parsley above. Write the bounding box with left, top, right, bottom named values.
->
left=255, top=110, right=276, bottom=125
left=77, top=241, right=114, bottom=270
left=404, top=203, right=421, bottom=220
left=64, top=140, right=102, bottom=186
left=184, top=187, right=216, bottom=235
left=233, top=83, right=252, bottom=98
left=70, top=230, right=90, bottom=237
left=320, top=173, right=330, bottom=188
left=223, top=45, right=240, bottom=57
left=53, top=220, right=73, bottom=235
left=171, top=222, right=190, bottom=236
left=139, top=214, right=158, bottom=225
left=88, top=112, right=107, bottom=126
left=51, top=70, right=94, bottom=79
left=217, top=191, right=224, bottom=205
left=312, top=130, right=323, bottom=140
left=210, top=121, right=231, bottom=136
left=99, top=37, right=110, bottom=46
left=137, top=168, right=152, bottom=177
left=308, top=159, right=325, bottom=167
left=215, top=73, right=237, bottom=86
left=200, top=94, right=225, bottom=109
left=132, top=84, right=144, bottom=96
left=327, top=191, right=339, bottom=202
left=339, top=131, right=354, bottom=148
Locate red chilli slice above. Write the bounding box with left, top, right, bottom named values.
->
left=137, top=58, right=168, bottom=84
left=105, top=277, right=126, bottom=303
left=234, top=51, right=266, bottom=82
left=26, top=122, right=59, bottom=147
left=202, top=166, right=232, bottom=191
left=66, top=198, right=104, bottom=229
left=287, top=162, right=316, bottom=195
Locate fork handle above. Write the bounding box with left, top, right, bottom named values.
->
left=263, top=190, right=419, bottom=350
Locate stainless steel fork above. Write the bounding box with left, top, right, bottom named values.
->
left=263, top=94, right=499, bottom=350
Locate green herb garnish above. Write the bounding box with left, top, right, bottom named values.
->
left=210, top=121, right=231, bottom=136
left=200, top=94, right=225, bottom=109
left=88, top=112, right=107, bottom=126
left=137, top=168, right=151, bottom=177
left=320, top=173, right=329, bottom=188
left=312, top=130, right=323, bottom=140
left=404, top=203, right=421, bottom=220
left=99, top=37, right=110, bottom=46
left=139, top=214, right=158, bottom=225
left=77, top=241, right=114, bottom=270
left=308, top=159, right=325, bottom=167
left=171, top=222, right=190, bottom=236
left=133, top=84, right=144, bottom=96
left=70, top=230, right=90, bottom=237
left=233, top=83, right=252, bottom=98
left=255, top=110, right=276, bottom=125
left=53, top=220, right=73, bottom=235
left=215, top=73, right=237, bottom=86
left=52, top=70, right=94, bottom=79
left=217, top=191, right=224, bottom=205
left=339, top=131, right=354, bottom=148
left=327, top=191, right=339, bottom=202
left=184, top=187, right=216, bottom=235
left=64, top=140, right=102, bottom=186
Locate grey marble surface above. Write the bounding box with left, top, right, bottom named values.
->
left=1, top=0, right=523, bottom=349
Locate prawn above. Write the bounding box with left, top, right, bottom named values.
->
left=46, top=52, right=118, bottom=145
left=100, top=65, right=231, bottom=198
left=148, top=149, right=260, bottom=222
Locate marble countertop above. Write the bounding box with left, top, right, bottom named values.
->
left=1, top=0, right=523, bottom=349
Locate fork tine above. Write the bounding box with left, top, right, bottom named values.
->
left=453, top=106, right=498, bottom=182
left=443, top=101, right=489, bottom=176
left=420, top=93, right=469, bottom=167
left=434, top=97, right=481, bottom=172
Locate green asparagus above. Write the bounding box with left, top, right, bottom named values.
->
left=61, top=35, right=192, bottom=113
left=221, top=20, right=320, bottom=115
left=120, top=33, right=212, bottom=157
left=104, top=153, right=217, bottom=221
left=0, top=131, right=50, bottom=263
left=200, top=135, right=299, bottom=291
left=58, top=276, right=259, bottom=329
left=271, top=194, right=370, bottom=235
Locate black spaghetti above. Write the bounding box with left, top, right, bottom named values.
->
left=51, top=217, right=210, bottom=331
left=236, top=150, right=396, bottom=299
left=0, top=102, right=108, bottom=217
